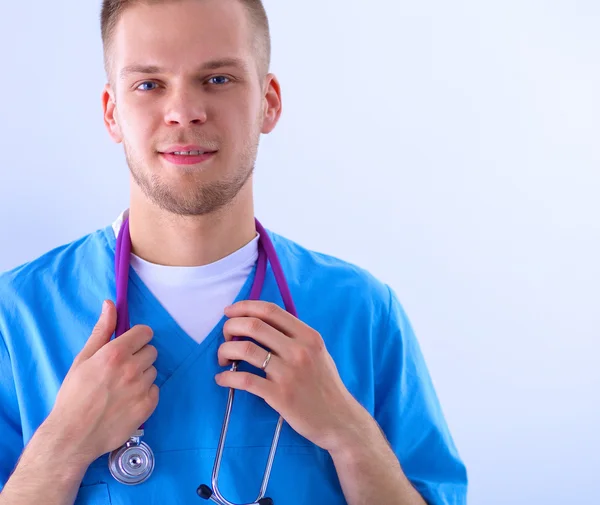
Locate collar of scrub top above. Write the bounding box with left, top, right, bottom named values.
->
left=114, top=216, right=298, bottom=330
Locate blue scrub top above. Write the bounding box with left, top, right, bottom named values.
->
left=0, top=224, right=467, bottom=505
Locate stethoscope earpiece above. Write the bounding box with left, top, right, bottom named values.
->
left=197, top=483, right=274, bottom=505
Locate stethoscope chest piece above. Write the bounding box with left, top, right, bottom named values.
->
left=108, top=430, right=155, bottom=486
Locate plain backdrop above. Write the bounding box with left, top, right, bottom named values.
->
left=1, top=1, right=598, bottom=504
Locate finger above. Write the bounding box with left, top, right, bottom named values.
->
left=78, top=300, right=117, bottom=361
left=215, top=370, right=274, bottom=400
left=140, top=384, right=160, bottom=421
left=147, top=384, right=160, bottom=411
left=218, top=341, right=281, bottom=376
left=133, top=345, right=158, bottom=373
left=114, top=325, right=154, bottom=355
left=225, top=301, right=306, bottom=338
left=222, top=316, right=290, bottom=357
left=149, top=384, right=159, bottom=403
left=141, top=366, right=158, bottom=389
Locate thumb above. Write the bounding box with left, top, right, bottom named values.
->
left=78, top=300, right=118, bottom=362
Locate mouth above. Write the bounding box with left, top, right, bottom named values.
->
left=159, top=148, right=218, bottom=166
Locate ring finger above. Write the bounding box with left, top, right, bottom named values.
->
left=218, top=340, right=281, bottom=378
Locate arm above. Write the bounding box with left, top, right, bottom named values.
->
left=0, top=329, right=89, bottom=505
left=0, top=417, right=91, bottom=505
left=216, top=295, right=467, bottom=505
left=366, top=285, right=468, bottom=505
left=301, top=284, right=468, bottom=505
left=328, top=413, right=427, bottom=505
left=0, top=301, right=159, bottom=504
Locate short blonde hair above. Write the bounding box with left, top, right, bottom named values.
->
left=100, top=0, right=271, bottom=79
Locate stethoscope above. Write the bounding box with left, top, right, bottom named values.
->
left=109, top=216, right=298, bottom=505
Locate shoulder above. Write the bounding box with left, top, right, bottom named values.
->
left=0, top=227, right=113, bottom=315
left=269, top=229, right=391, bottom=293
left=266, top=229, right=395, bottom=323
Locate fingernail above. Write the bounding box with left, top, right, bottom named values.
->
left=102, top=301, right=108, bottom=314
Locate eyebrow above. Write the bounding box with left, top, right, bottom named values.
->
left=119, top=57, right=249, bottom=79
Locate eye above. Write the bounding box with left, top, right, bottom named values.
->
left=136, top=81, right=158, bottom=91
left=208, top=76, right=231, bottom=85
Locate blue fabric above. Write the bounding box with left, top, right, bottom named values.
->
left=0, top=225, right=467, bottom=504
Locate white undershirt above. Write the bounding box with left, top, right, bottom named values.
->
left=112, top=210, right=258, bottom=344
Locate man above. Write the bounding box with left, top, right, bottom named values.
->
left=0, top=0, right=467, bottom=504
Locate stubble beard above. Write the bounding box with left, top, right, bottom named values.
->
left=124, top=132, right=260, bottom=217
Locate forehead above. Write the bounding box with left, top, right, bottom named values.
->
left=112, top=0, right=254, bottom=72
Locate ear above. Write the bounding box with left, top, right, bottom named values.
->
left=102, top=83, right=123, bottom=144
left=260, top=74, right=282, bottom=134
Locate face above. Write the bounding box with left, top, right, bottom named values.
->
left=102, top=0, right=281, bottom=216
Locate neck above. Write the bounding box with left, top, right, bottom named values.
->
left=126, top=182, right=256, bottom=267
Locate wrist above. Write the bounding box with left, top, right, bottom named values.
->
left=326, top=406, right=381, bottom=461
left=0, top=417, right=91, bottom=504
left=37, top=413, right=96, bottom=473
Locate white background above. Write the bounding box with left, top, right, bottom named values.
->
left=1, top=1, right=598, bottom=504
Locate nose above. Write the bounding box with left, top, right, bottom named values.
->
left=163, top=89, right=207, bottom=126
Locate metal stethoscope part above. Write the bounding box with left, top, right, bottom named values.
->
left=108, top=429, right=155, bottom=485
left=196, top=361, right=284, bottom=505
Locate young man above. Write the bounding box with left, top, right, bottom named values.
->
left=0, top=1, right=467, bottom=504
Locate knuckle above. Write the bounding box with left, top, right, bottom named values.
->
left=294, top=346, right=312, bottom=367
left=147, top=345, right=158, bottom=361
left=243, top=340, right=257, bottom=358
left=148, top=366, right=158, bottom=380
left=71, top=353, right=83, bottom=367
left=151, top=387, right=160, bottom=406
left=135, top=325, right=154, bottom=341
left=145, top=384, right=160, bottom=406
left=218, top=345, right=232, bottom=365
left=104, top=346, right=124, bottom=368
left=307, top=330, right=324, bottom=350
left=122, top=363, right=139, bottom=383
left=263, top=302, right=279, bottom=317
left=92, top=320, right=106, bottom=334
left=248, top=317, right=263, bottom=334
left=241, top=373, right=255, bottom=389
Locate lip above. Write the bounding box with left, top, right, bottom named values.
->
left=161, top=145, right=216, bottom=154
left=158, top=145, right=218, bottom=166
left=160, top=151, right=216, bottom=166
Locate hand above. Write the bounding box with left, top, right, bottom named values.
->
left=47, top=301, right=159, bottom=465
left=215, top=301, right=372, bottom=453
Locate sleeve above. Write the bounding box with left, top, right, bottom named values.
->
left=373, top=285, right=468, bottom=505
left=0, top=331, right=24, bottom=492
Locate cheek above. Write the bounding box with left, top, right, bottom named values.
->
left=220, top=92, right=262, bottom=130
left=228, top=106, right=262, bottom=148
left=118, top=104, right=157, bottom=149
